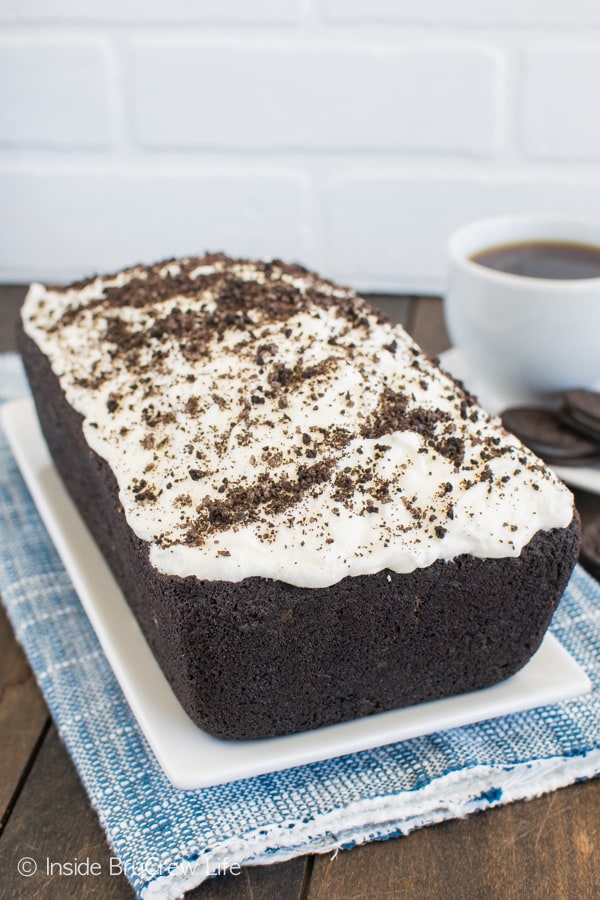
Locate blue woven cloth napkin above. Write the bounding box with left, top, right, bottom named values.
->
left=1, top=352, right=599, bottom=899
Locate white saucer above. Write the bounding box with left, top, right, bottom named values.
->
left=439, top=348, right=600, bottom=496
left=1, top=398, right=592, bottom=790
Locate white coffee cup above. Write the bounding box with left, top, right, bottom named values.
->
left=444, top=214, right=600, bottom=400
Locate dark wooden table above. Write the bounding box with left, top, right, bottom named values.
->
left=1, top=289, right=599, bottom=900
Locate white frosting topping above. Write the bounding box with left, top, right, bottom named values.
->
left=22, top=255, right=574, bottom=588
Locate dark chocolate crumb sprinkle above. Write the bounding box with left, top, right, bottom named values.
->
left=106, top=393, right=120, bottom=414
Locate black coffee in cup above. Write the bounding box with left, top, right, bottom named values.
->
left=470, top=240, right=600, bottom=280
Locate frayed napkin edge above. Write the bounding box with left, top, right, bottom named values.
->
left=141, top=749, right=600, bottom=900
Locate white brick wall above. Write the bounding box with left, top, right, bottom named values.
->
left=0, top=0, right=302, bottom=25
left=2, top=4, right=600, bottom=290
left=0, top=39, right=112, bottom=147
left=0, top=170, right=310, bottom=281
left=327, top=174, right=600, bottom=291
left=132, top=42, right=499, bottom=154
left=521, top=47, right=600, bottom=159
left=324, top=0, right=600, bottom=27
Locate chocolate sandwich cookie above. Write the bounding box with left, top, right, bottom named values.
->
left=580, top=517, right=600, bottom=581
left=561, top=389, right=600, bottom=442
left=500, top=406, right=600, bottom=466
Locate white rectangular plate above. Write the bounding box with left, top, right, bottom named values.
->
left=1, top=397, right=592, bottom=790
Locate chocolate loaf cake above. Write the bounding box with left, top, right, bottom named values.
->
left=19, top=255, right=580, bottom=740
